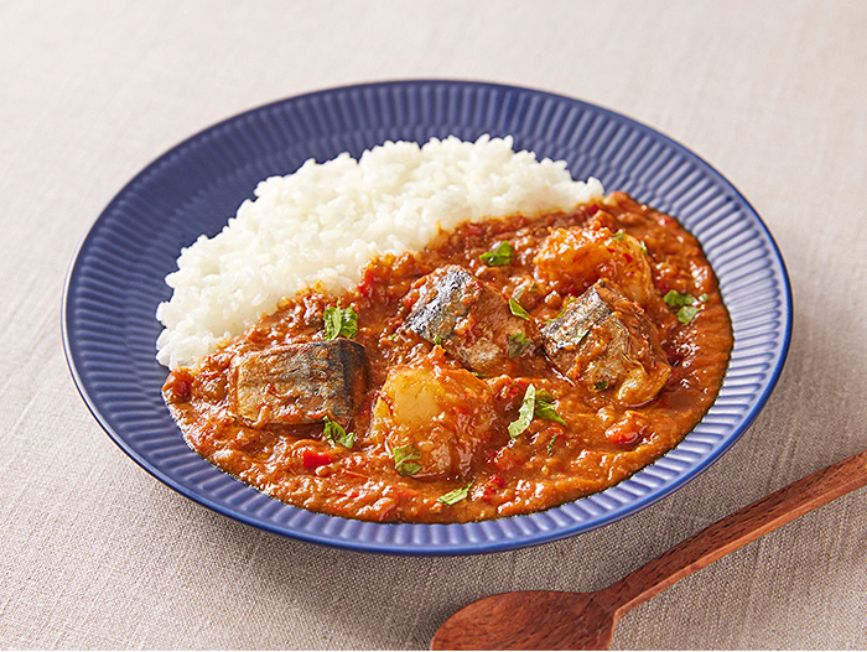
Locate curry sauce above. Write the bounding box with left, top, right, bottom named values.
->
left=163, top=192, right=732, bottom=522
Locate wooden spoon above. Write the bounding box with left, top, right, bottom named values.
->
left=432, top=449, right=866, bottom=650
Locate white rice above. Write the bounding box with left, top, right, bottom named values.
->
left=156, top=135, right=604, bottom=369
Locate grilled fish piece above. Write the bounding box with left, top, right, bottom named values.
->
left=541, top=280, right=670, bottom=405
left=229, top=340, right=368, bottom=427
left=405, top=265, right=535, bottom=375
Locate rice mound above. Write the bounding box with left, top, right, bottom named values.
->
left=156, top=135, right=604, bottom=369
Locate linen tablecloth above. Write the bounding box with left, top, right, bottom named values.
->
left=1, top=0, right=864, bottom=648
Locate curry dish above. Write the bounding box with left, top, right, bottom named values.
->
left=163, top=192, right=732, bottom=522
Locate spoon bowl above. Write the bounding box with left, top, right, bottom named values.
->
left=431, top=591, right=616, bottom=650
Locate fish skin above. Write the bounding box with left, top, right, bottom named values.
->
left=405, top=265, right=475, bottom=345
left=229, top=340, right=368, bottom=426
left=541, top=280, right=670, bottom=405
left=405, top=265, right=535, bottom=374
left=540, top=283, right=612, bottom=361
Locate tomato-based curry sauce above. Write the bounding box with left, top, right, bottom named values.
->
left=163, top=192, right=732, bottom=522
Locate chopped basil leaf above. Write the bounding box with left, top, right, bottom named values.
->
left=480, top=241, right=514, bottom=266
left=433, top=335, right=443, bottom=346
left=663, top=290, right=701, bottom=324
left=639, top=240, right=648, bottom=254
left=507, top=332, right=532, bottom=358
left=662, top=290, right=695, bottom=308
left=508, top=384, right=536, bottom=438
left=509, top=386, right=566, bottom=437
left=547, top=434, right=558, bottom=455
left=594, top=380, right=609, bottom=391
left=509, top=297, right=531, bottom=320
left=393, top=444, right=422, bottom=476
left=437, top=480, right=473, bottom=506
left=677, top=304, right=699, bottom=324
left=322, top=416, right=355, bottom=449
left=323, top=305, right=358, bottom=340
left=399, top=462, right=422, bottom=476
left=534, top=390, right=566, bottom=425
left=611, top=230, right=627, bottom=241
left=324, top=306, right=342, bottom=338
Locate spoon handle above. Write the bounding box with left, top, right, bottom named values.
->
left=602, top=449, right=867, bottom=616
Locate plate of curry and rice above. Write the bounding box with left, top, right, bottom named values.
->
left=63, top=80, right=791, bottom=554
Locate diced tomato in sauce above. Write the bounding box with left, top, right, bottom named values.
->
left=302, top=449, right=333, bottom=471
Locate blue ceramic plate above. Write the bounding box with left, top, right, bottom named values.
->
left=63, top=80, right=791, bottom=555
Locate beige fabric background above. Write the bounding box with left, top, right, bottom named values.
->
left=1, top=0, right=865, bottom=649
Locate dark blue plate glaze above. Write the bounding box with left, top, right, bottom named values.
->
left=63, top=80, right=792, bottom=555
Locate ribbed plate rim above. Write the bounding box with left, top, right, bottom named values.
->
left=62, top=79, right=793, bottom=555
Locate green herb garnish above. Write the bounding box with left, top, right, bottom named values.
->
left=639, top=240, right=648, bottom=254
left=322, top=416, right=355, bottom=449
left=699, top=293, right=708, bottom=302
left=547, top=434, right=558, bottom=455
left=594, top=380, right=609, bottom=391
left=677, top=305, right=699, bottom=325
left=507, top=332, right=532, bottom=358
left=392, top=444, right=422, bottom=476
left=437, top=480, right=473, bottom=506
left=662, top=290, right=700, bottom=324
left=534, top=390, right=566, bottom=425
left=323, top=305, right=358, bottom=340
left=611, top=230, right=627, bottom=241
left=433, top=335, right=443, bottom=347
left=509, top=386, right=566, bottom=438
left=480, top=241, right=514, bottom=266
left=508, top=384, right=536, bottom=438
left=509, top=298, right=531, bottom=320
left=662, top=290, right=695, bottom=308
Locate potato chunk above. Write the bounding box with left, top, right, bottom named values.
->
left=534, top=226, right=654, bottom=306
left=370, top=364, right=497, bottom=479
